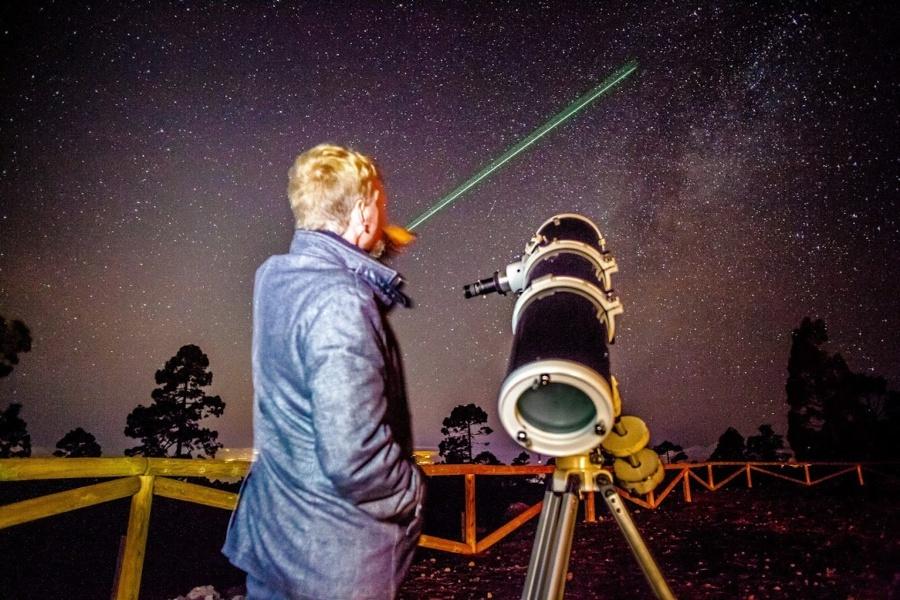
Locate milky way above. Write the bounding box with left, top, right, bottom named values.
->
left=1, top=2, right=897, bottom=459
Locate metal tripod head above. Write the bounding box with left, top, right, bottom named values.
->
left=524, top=452, right=676, bottom=600
left=549, top=454, right=612, bottom=493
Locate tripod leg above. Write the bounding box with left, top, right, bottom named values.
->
left=542, top=476, right=580, bottom=599
left=598, top=483, right=676, bottom=600
left=522, top=487, right=562, bottom=599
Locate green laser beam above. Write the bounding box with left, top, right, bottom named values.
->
left=405, top=60, right=638, bottom=231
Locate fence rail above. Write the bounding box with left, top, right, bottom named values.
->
left=0, top=458, right=888, bottom=599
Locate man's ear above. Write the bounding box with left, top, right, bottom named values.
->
left=351, top=198, right=366, bottom=227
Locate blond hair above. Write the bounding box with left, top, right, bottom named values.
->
left=287, top=144, right=381, bottom=233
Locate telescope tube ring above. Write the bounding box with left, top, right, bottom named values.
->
left=522, top=239, right=619, bottom=292
left=525, top=213, right=608, bottom=255
left=511, top=275, right=624, bottom=343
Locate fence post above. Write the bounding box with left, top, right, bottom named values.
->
left=115, top=475, right=154, bottom=600
left=706, top=464, right=715, bottom=489
left=745, top=463, right=752, bottom=488
left=110, top=535, right=126, bottom=600
left=464, top=474, right=476, bottom=552
left=856, top=464, right=865, bottom=486
left=682, top=468, right=692, bottom=503
left=803, top=464, right=811, bottom=485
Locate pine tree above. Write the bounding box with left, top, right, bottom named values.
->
left=438, top=403, right=493, bottom=464
left=785, top=317, right=898, bottom=460
left=785, top=318, right=844, bottom=459
left=0, top=317, right=32, bottom=378
left=652, top=440, right=686, bottom=464
left=54, top=427, right=102, bottom=457
left=0, top=403, right=31, bottom=457
left=708, top=427, right=745, bottom=461
left=473, top=451, right=501, bottom=465
left=511, top=451, right=531, bottom=465
left=745, top=424, right=786, bottom=461
left=124, top=345, right=225, bottom=458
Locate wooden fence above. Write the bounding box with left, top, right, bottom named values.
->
left=0, top=458, right=884, bottom=599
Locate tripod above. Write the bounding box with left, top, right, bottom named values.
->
left=522, top=455, right=675, bottom=600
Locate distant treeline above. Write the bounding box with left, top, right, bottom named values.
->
left=1, top=316, right=898, bottom=462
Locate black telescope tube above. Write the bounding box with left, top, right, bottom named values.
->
left=508, top=292, right=611, bottom=379
left=504, top=291, right=611, bottom=437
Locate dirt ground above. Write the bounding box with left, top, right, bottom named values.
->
left=4, top=471, right=898, bottom=599
left=398, top=478, right=900, bottom=600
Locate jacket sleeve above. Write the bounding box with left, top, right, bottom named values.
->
left=302, top=282, right=423, bottom=522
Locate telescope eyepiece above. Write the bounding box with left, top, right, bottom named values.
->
left=463, top=271, right=507, bottom=299
left=463, top=261, right=525, bottom=298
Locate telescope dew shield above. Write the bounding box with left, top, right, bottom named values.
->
left=499, top=360, right=615, bottom=456
left=498, top=214, right=624, bottom=457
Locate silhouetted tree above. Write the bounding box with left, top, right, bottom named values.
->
left=53, top=427, right=102, bottom=457
left=836, top=372, right=899, bottom=459
left=745, top=424, right=786, bottom=461
left=786, top=317, right=900, bottom=459
left=786, top=318, right=845, bottom=459
left=653, top=440, right=687, bottom=464
left=511, top=451, right=531, bottom=465
left=473, top=450, right=501, bottom=465
left=0, top=317, right=32, bottom=378
left=708, top=427, right=745, bottom=461
left=0, top=403, right=31, bottom=457
left=876, top=390, right=900, bottom=459
left=438, top=403, right=493, bottom=464
left=124, top=345, right=225, bottom=458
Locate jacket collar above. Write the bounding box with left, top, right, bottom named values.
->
left=289, top=229, right=410, bottom=308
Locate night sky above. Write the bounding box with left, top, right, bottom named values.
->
left=1, top=2, right=897, bottom=459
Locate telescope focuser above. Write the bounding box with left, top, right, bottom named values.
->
left=463, top=261, right=525, bottom=298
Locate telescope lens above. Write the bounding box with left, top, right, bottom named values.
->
left=516, top=382, right=597, bottom=434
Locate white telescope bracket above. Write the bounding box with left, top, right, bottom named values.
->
left=524, top=212, right=609, bottom=256
left=513, top=215, right=623, bottom=343
left=523, top=239, right=619, bottom=291
left=512, top=275, right=624, bottom=343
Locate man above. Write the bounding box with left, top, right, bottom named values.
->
left=223, top=144, right=425, bottom=599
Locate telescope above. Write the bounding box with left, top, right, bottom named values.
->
left=465, top=213, right=623, bottom=458
left=464, top=214, right=674, bottom=600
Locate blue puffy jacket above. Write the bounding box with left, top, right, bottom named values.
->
left=223, top=230, right=425, bottom=599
